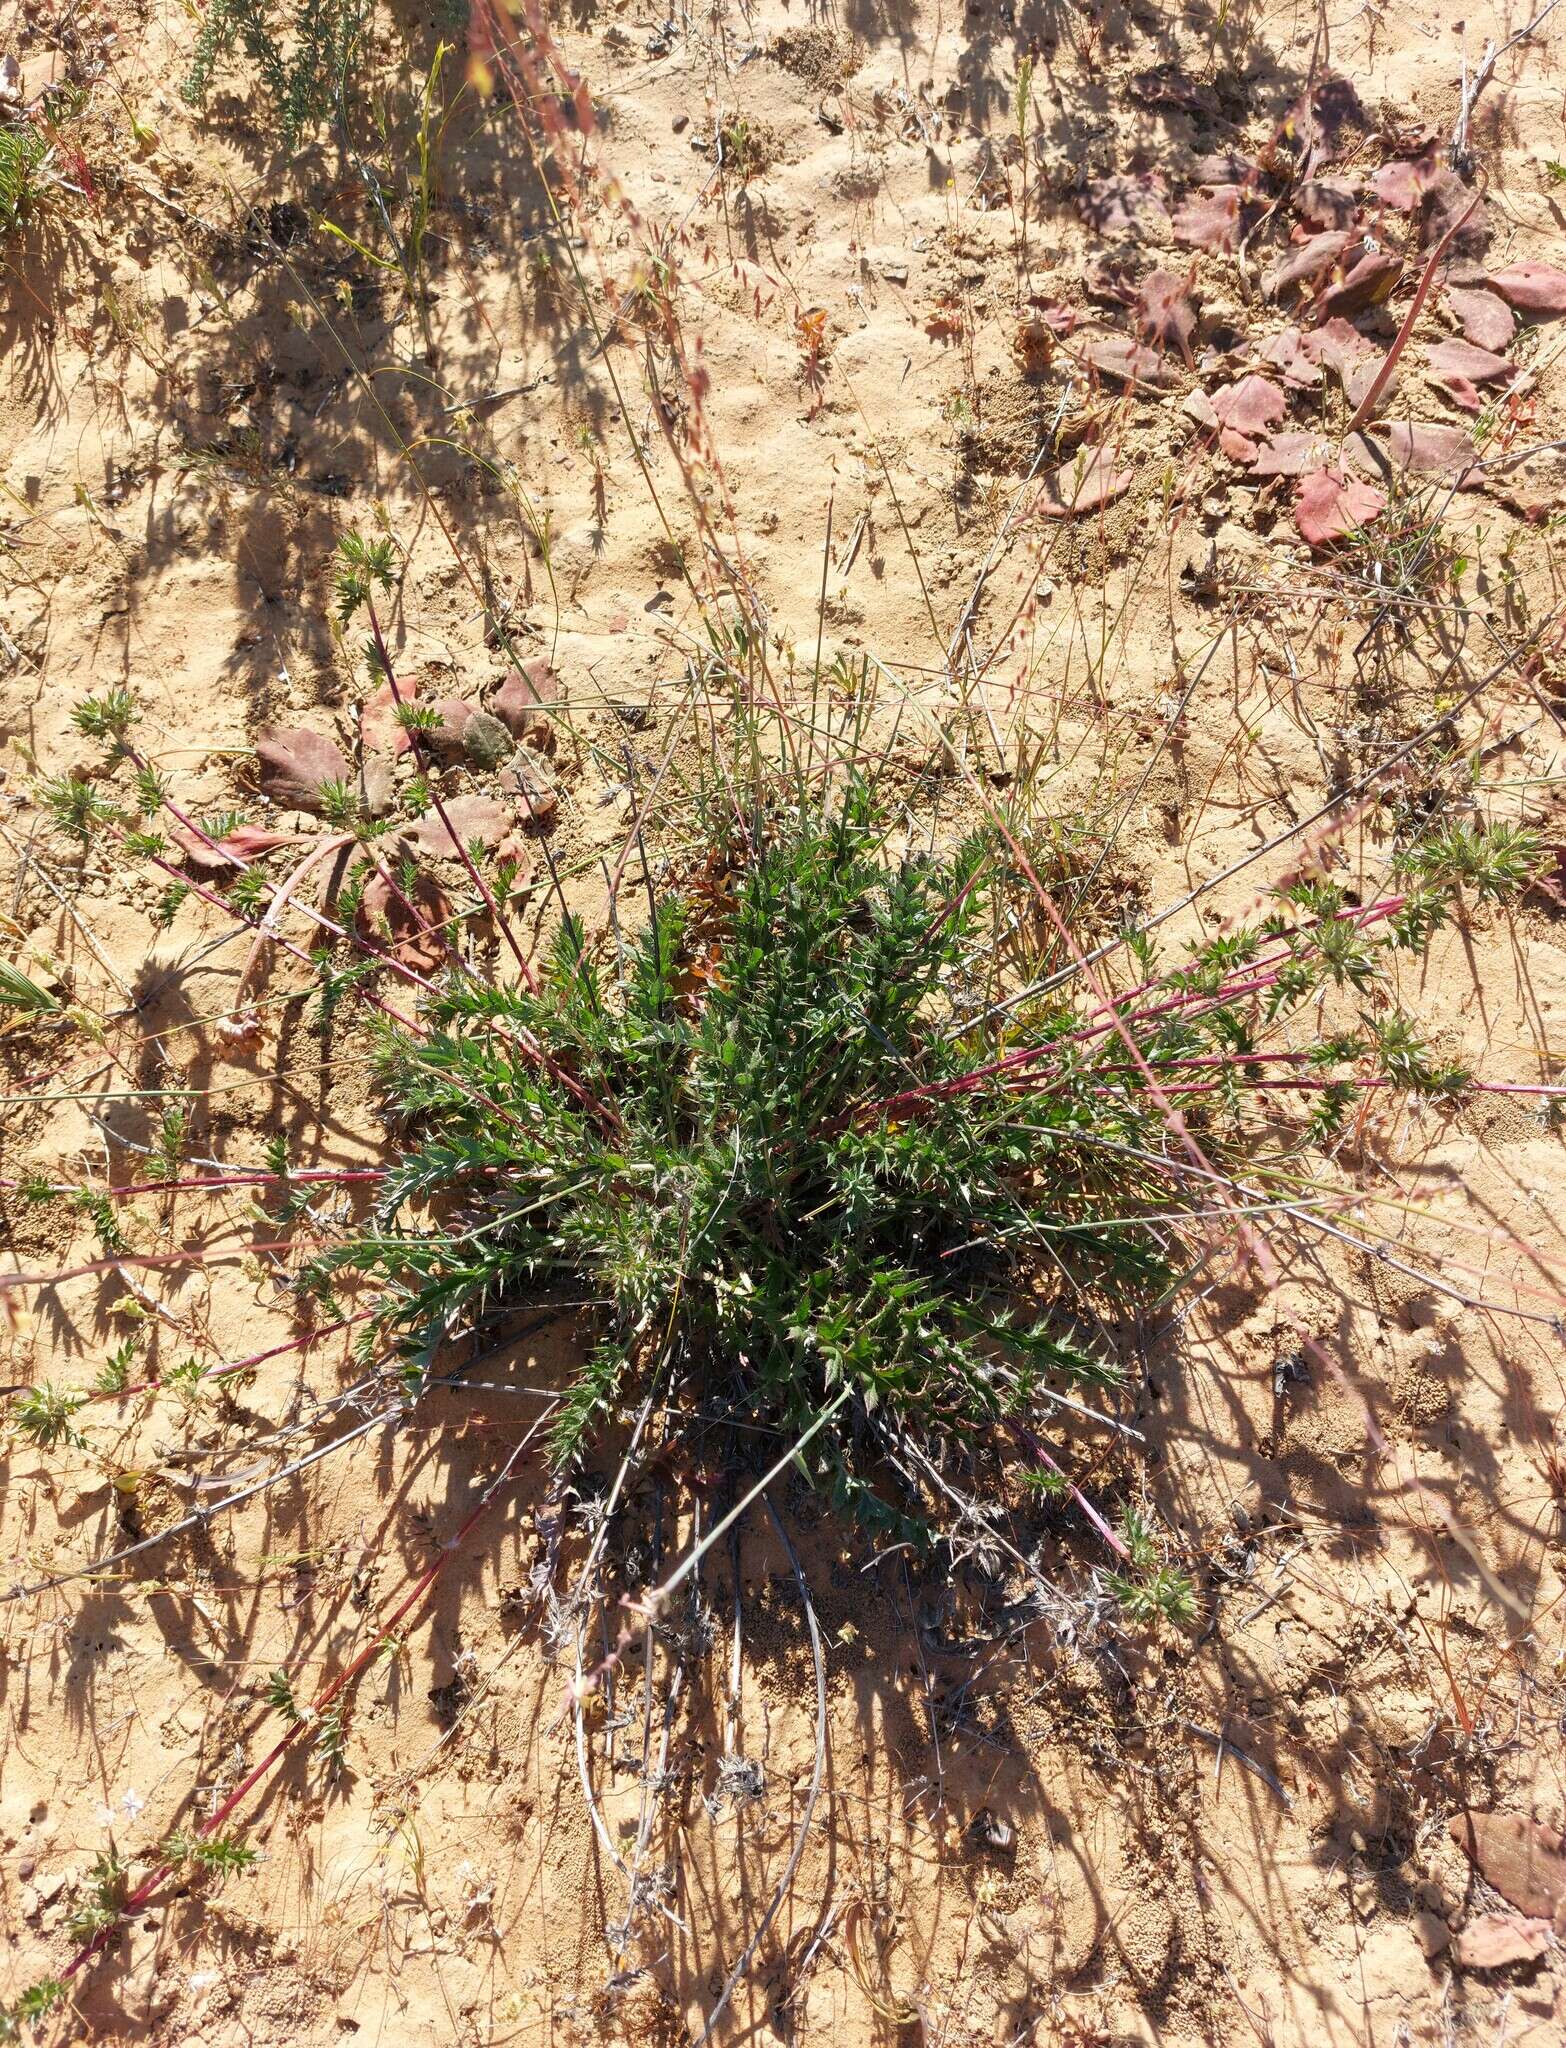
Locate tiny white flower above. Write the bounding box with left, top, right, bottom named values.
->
left=119, top=1788, right=146, bottom=1821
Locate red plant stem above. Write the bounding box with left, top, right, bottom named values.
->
left=2, top=1168, right=388, bottom=1199
left=1009, top=1423, right=1129, bottom=1558
left=57, top=1412, right=552, bottom=1985
left=108, top=1314, right=370, bottom=1403
left=1343, top=188, right=1484, bottom=439
left=0, top=1242, right=308, bottom=1292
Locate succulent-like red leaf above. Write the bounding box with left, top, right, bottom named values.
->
left=1446, top=286, right=1515, bottom=350
left=1263, top=230, right=1349, bottom=299
left=1293, top=467, right=1386, bottom=546
left=1134, top=268, right=1198, bottom=364
left=1484, top=263, right=1566, bottom=315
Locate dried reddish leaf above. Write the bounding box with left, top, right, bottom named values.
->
left=1418, top=167, right=1487, bottom=253
left=1294, top=467, right=1386, bottom=546
left=357, top=867, right=452, bottom=974
left=1450, top=1913, right=1552, bottom=1972
left=1134, top=268, right=1198, bottom=364
left=1172, top=184, right=1257, bottom=252
left=1449, top=1813, right=1566, bottom=1923
left=1347, top=421, right=1479, bottom=487
left=1263, top=230, right=1349, bottom=300
left=1083, top=252, right=1140, bottom=306
left=1287, top=75, right=1368, bottom=176
left=1191, top=150, right=1259, bottom=185
left=1301, top=317, right=1377, bottom=381
left=1035, top=446, right=1134, bottom=518
left=1371, top=151, right=1432, bottom=211
left=1294, top=179, right=1360, bottom=230
left=1427, top=337, right=1517, bottom=412
left=406, top=794, right=516, bottom=862
left=1079, top=174, right=1170, bottom=239
left=1212, top=375, right=1287, bottom=437
left=1484, top=263, right=1566, bottom=316
left=361, top=678, right=417, bottom=758
left=255, top=727, right=351, bottom=814
left=1428, top=338, right=1516, bottom=386
left=1447, top=285, right=1515, bottom=350
left=173, top=822, right=298, bottom=874
left=1320, top=249, right=1402, bottom=318
left=1081, top=333, right=1183, bottom=391
left=1249, top=431, right=1334, bottom=478
left=492, top=659, right=560, bottom=744
left=1258, top=327, right=1322, bottom=388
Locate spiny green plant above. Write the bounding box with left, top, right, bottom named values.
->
left=159, top=1831, right=259, bottom=1878
left=180, top=0, right=372, bottom=145
left=63, top=1854, right=126, bottom=1947
left=0, top=119, right=53, bottom=242
left=6, top=645, right=1547, bottom=2024
left=301, top=764, right=1539, bottom=1566
left=10, top=1383, right=88, bottom=1452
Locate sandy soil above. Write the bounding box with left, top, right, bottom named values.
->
left=3, top=0, right=1566, bottom=2039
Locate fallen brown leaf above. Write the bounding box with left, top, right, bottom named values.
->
left=1450, top=1913, right=1552, bottom=1972
left=1263, top=230, right=1349, bottom=300
left=173, top=822, right=298, bottom=874
left=1346, top=420, right=1479, bottom=488
left=1081, top=333, right=1183, bottom=391
left=1248, top=431, right=1335, bottom=478
left=1320, top=249, right=1402, bottom=318
left=361, top=679, right=417, bottom=758
left=358, top=867, right=452, bottom=974
left=406, top=794, right=516, bottom=862
left=1171, top=184, right=1258, bottom=253
left=1448, top=1812, right=1566, bottom=1924
left=255, top=728, right=351, bottom=814
left=1134, top=268, right=1198, bottom=365
left=1446, top=285, right=1515, bottom=350
left=1035, top=446, right=1135, bottom=518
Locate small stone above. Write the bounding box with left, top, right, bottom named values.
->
left=427, top=696, right=476, bottom=761
left=360, top=755, right=394, bottom=819
left=1412, top=1909, right=1451, bottom=1957
left=462, top=709, right=514, bottom=770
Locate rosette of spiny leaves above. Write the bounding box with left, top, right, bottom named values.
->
left=308, top=782, right=1540, bottom=1544
left=312, top=784, right=1192, bottom=1538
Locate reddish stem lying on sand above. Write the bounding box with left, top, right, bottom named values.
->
left=1343, top=187, right=1483, bottom=438
left=56, top=1408, right=554, bottom=1988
